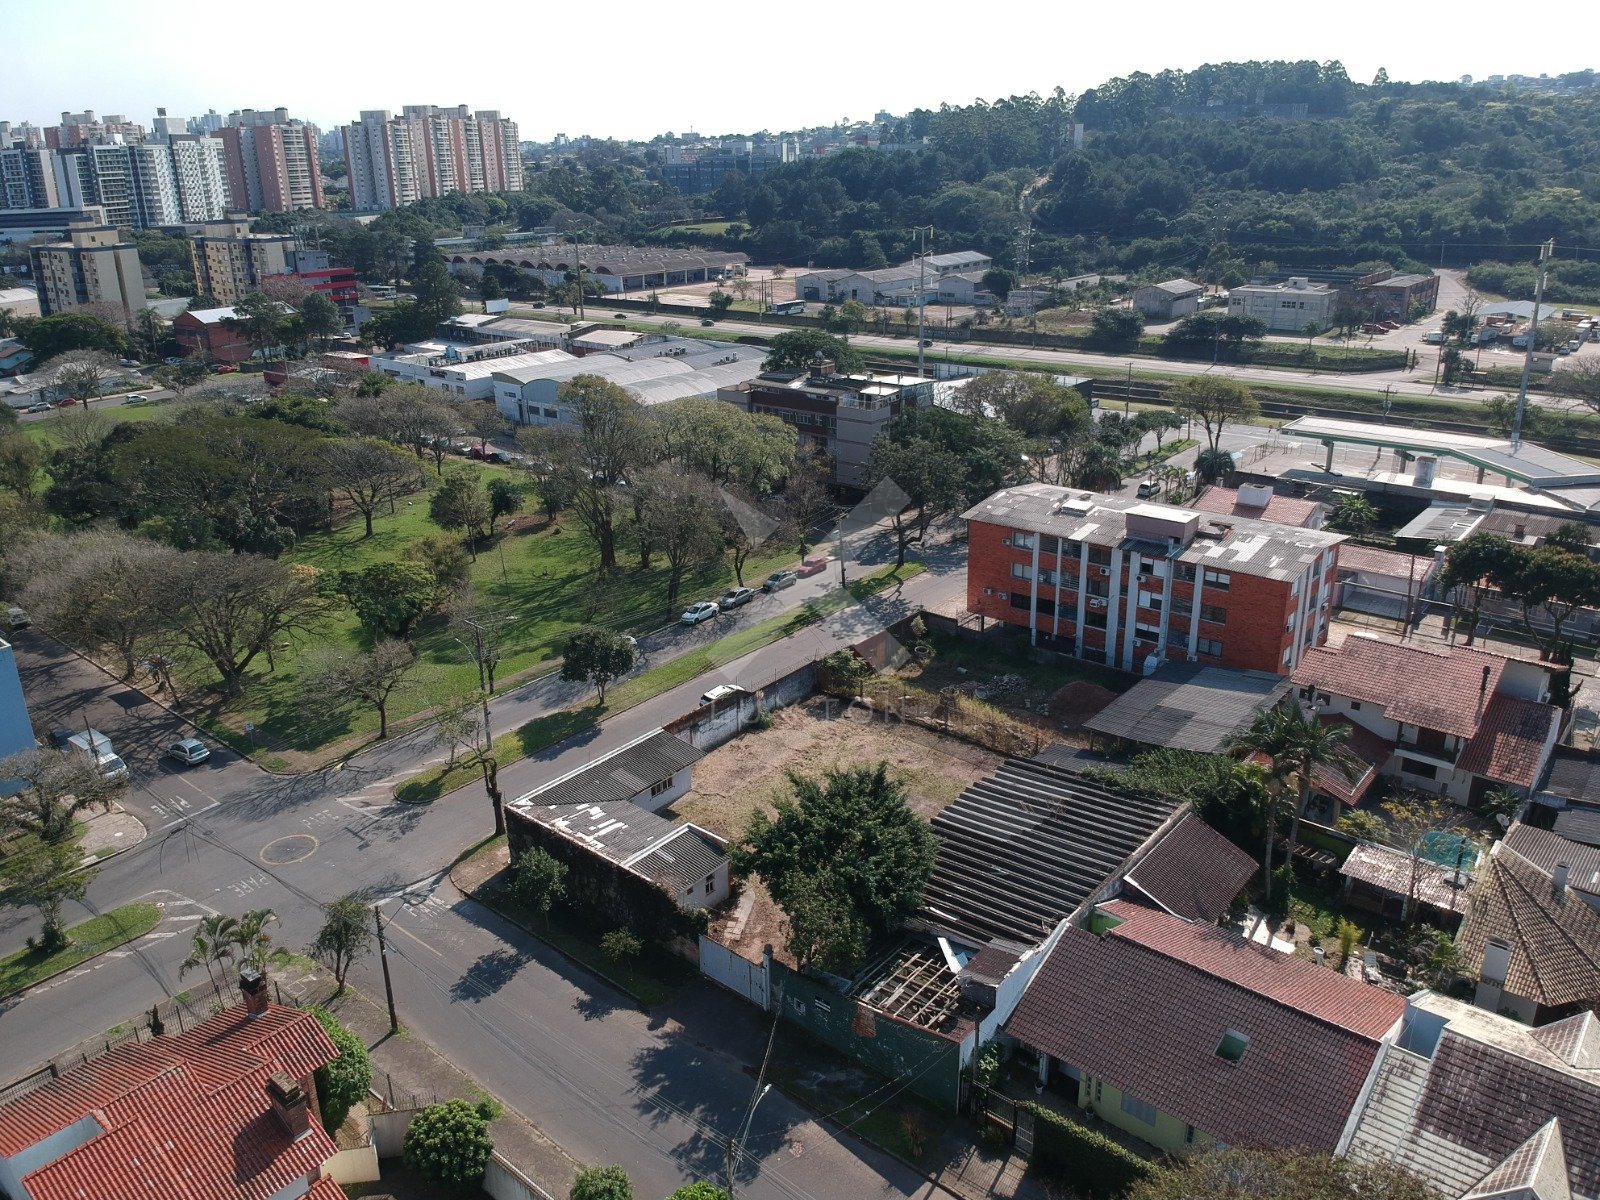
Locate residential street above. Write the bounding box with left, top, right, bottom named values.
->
left=0, top=542, right=967, bottom=1200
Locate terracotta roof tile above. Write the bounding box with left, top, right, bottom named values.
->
left=2, top=1001, right=340, bottom=1200
left=1292, top=635, right=1509, bottom=738
left=1190, top=487, right=1323, bottom=528
left=1312, top=715, right=1392, bottom=806
left=1457, top=843, right=1600, bottom=1009
left=1123, top=814, right=1257, bottom=923
left=1459, top=695, right=1560, bottom=789
left=1335, top=543, right=1433, bottom=583
left=1006, top=904, right=1401, bottom=1152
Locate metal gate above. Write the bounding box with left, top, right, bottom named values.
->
left=698, top=936, right=769, bottom=1010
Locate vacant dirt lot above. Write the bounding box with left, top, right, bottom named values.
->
left=685, top=698, right=1004, bottom=967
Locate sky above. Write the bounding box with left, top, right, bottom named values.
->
left=5, top=0, right=1594, bottom=142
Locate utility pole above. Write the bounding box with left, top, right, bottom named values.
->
left=1511, top=238, right=1554, bottom=450
left=913, top=224, right=934, bottom=378
left=372, top=904, right=399, bottom=1035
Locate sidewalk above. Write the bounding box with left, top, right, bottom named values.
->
left=79, top=804, right=145, bottom=861
left=324, top=982, right=581, bottom=1199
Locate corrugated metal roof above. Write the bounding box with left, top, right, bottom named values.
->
left=1084, top=662, right=1290, bottom=754
left=508, top=730, right=700, bottom=810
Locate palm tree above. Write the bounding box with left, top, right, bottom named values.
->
left=231, top=908, right=279, bottom=972
left=1227, top=704, right=1299, bottom=902
left=179, top=914, right=239, bottom=987
left=1228, top=701, right=1354, bottom=900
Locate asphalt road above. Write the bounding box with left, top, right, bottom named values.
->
left=0, top=543, right=966, bottom=1200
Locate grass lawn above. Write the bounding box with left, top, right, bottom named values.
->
left=0, top=903, right=161, bottom=998
left=21, top=402, right=179, bottom=448
left=179, top=462, right=799, bottom=759
left=459, top=836, right=690, bottom=1008
left=0, top=823, right=87, bottom=884
left=653, top=220, right=735, bottom=236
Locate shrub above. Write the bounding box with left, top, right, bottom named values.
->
left=599, top=929, right=642, bottom=965
left=1023, top=1101, right=1156, bottom=1198
left=571, top=1164, right=634, bottom=1200
left=309, top=1008, right=373, bottom=1133
left=404, top=1099, right=496, bottom=1193
left=975, top=1041, right=1003, bottom=1089
left=667, top=1185, right=728, bottom=1200
left=1337, top=918, right=1363, bottom=965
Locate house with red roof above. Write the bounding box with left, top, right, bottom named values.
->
left=1004, top=900, right=1406, bottom=1156
left=0, top=970, right=345, bottom=1200
left=1291, top=634, right=1562, bottom=807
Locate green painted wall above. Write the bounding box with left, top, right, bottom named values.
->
left=1077, top=1074, right=1211, bottom=1157
left=771, top=962, right=965, bottom=1111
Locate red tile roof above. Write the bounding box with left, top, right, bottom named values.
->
left=1190, top=486, right=1324, bottom=527
left=1006, top=903, right=1403, bottom=1152
left=1458, top=694, right=1560, bottom=789
left=1335, top=544, right=1433, bottom=584
left=1123, top=814, right=1257, bottom=923
left=1292, top=635, right=1509, bottom=738
left=0, top=1002, right=340, bottom=1200
left=1311, top=715, right=1393, bottom=806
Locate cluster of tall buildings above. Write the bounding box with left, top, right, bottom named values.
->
left=341, top=105, right=522, bottom=211
left=0, top=102, right=524, bottom=230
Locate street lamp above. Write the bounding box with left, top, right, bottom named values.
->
left=725, top=1082, right=772, bottom=1198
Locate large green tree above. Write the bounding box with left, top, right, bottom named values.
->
left=559, top=626, right=637, bottom=704
left=761, top=329, right=864, bottom=374
left=1169, top=376, right=1259, bottom=451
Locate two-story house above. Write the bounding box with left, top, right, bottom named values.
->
left=962, top=485, right=1346, bottom=675
left=1291, top=636, right=1562, bottom=806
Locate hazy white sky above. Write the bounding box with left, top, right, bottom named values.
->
left=5, top=0, right=1592, bottom=141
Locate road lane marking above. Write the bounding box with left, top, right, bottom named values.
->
left=386, top=916, right=445, bottom=959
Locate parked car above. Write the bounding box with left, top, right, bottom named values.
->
left=163, top=356, right=183, bottom=366
left=762, top=570, right=797, bottom=592
left=680, top=601, right=719, bottom=625
left=796, top=556, right=829, bottom=577
left=25, top=402, right=50, bottom=414
left=718, top=587, right=755, bottom=610
left=699, top=684, right=749, bottom=705
left=212, top=363, right=239, bottom=374
left=1136, top=478, right=1160, bottom=498
left=700, top=318, right=716, bottom=326
left=1423, top=330, right=1444, bottom=345
left=164, top=738, right=211, bottom=766
left=64, top=728, right=129, bottom=782
left=7, top=605, right=29, bottom=629
left=56, top=397, right=77, bottom=407
left=118, top=358, right=139, bottom=368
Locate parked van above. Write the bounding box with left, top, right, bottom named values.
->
left=66, top=729, right=130, bottom=782
left=6, top=605, right=28, bottom=629
left=1423, top=330, right=1444, bottom=344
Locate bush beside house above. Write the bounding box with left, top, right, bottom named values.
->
left=1022, top=1101, right=1157, bottom=1199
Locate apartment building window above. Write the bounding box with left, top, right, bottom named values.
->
left=1087, top=545, right=1111, bottom=566
left=1173, top=563, right=1196, bottom=582
left=1197, top=637, right=1223, bottom=658
left=1038, top=569, right=1057, bottom=586
left=1011, top=562, right=1032, bottom=581
left=1168, top=628, right=1191, bottom=651
left=1399, top=758, right=1438, bottom=780
left=1010, top=531, right=1035, bottom=551
left=1120, top=1092, right=1158, bottom=1126
left=1200, top=605, right=1227, bottom=624
left=1039, top=535, right=1062, bottom=556
left=1202, top=569, right=1231, bottom=591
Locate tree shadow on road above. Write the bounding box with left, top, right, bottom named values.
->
left=572, top=990, right=622, bottom=1021
left=449, top=946, right=530, bottom=1002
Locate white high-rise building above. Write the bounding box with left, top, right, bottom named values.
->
left=168, top=137, right=231, bottom=222
left=342, top=104, right=520, bottom=210
left=51, top=140, right=229, bottom=228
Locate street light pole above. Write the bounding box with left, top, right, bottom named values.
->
left=913, top=224, right=934, bottom=378
left=1511, top=238, right=1554, bottom=450
left=372, top=904, right=399, bottom=1035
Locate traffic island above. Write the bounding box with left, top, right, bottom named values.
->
left=0, top=903, right=162, bottom=999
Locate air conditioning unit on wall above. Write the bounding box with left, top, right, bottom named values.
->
left=1089, top=598, right=1108, bottom=609
left=1094, top=566, right=1110, bottom=577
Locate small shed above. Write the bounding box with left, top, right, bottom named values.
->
left=1132, top=279, right=1203, bottom=322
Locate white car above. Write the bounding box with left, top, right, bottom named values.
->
left=164, top=738, right=210, bottom=766
left=700, top=684, right=749, bottom=705
left=680, top=601, right=719, bottom=625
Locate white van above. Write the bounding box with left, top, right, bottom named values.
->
left=66, top=729, right=130, bottom=783
left=1423, top=330, right=1444, bottom=345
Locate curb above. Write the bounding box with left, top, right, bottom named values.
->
left=447, top=861, right=649, bottom=1008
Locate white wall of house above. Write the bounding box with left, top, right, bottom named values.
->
left=1229, top=279, right=1336, bottom=332
left=633, top=765, right=692, bottom=813
left=0, top=1115, right=105, bottom=1198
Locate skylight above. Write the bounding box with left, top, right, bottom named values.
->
left=1216, top=1029, right=1249, bottom=1062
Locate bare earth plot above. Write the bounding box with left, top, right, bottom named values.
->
left=684, top=698, right=1004, bottom=966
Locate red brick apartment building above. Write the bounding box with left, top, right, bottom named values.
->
left=963, top=484, right=1346, bottom=675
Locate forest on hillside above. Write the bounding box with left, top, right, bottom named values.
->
left=267, top=61, right=1600, bottom=301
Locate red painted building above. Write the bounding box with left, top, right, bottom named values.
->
left=963, top=484, right=1345, bottom=676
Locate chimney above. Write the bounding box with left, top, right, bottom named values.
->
left=1513, top=522, right=1526, bottom=540
left=1555, top=862, right=1570, bottom=897
left=240, top=966, right=269, bottom=1017
left=1313, top=946, right=1325, bottom=967
left=266, top=1072, right=313, bottom=1140
left=1481, top=664, right=1492, bottom=695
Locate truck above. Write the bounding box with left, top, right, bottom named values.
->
left=64, top=728, right=130, bottom=782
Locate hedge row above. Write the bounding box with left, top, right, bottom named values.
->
left=1022, top=1101, right=1157, bottom=1199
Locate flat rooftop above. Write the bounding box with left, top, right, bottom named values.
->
left=1084, top=661, right=1292, bottom=753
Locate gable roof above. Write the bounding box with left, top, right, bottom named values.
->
left=1123, top=814, right=1257, bottom=923
left=1459, top=695, right=1561, bottom=789
left=1083, top=661, right=1291, bottom=754
left=920, top=759, right=1179, bottom=946
left=510, top=729, right=701, bottom=809
left=1140, top=278, right=1204, bottom=296
left=1506, top=825, right=1600, bottom=901
left=1292, top=635, right=1510, bottom=738
left=1461, top=1120, right=1573, bottom=1200
left=1006, top=902, right=1402, bottom=1152
left=0, top=1002, right=338, bottom=1200
left=1457, top=842, right=1600, bottom=1010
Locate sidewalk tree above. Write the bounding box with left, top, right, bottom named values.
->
left=761, top=329, right=863, bottom=374
left=599, top=928, right=641, bottom=967
left=636, top=469, right=724, bottom=606
left=864, top=434, right=965, bottom=569
left=165, top=553, right=329, bottom=693
left=1438, top=532, right=1517, bottom=644
left=559, top=626, right=637, bottom=704
left=653, top=397, right=796, bottom=493
left=570, top=1165, right=633, bottom=1200
left=469, top=407, right=512, bottom=453
left=0, top=748, right=122, bottom=844
left=405, top=1099, right=496, bottom=1193
left=1549, top=358, right=1600, bottom=412
left=46, top=350, right=121, bottom=410
left=1492, top=542, right=1600, bottom=659
left=322, top=438, right=426, bottom=538
left=309, top=1008, right=373, bottom=1132
left=8, top=841, right=94, bottom=955
left=308, top=897, right=375, bottom=994
left=508, top=845, right=568, bottom=925
left=300, top=640, right=419, bottom=739
left=1169, top=376, right=1258, bottom=450
left=668, top=1186, right=728, bottom=1200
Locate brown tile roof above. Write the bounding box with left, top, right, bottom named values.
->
left=1457, top=843, right=1600, bottom=1010
left=0, top=1002, right=339, bottom=1200
left=1005, top=903, right=1402, bottom=1152
left=1458, top=695, right=1561, bottom=789
left=1335, top=543, right=1434, bottom=583
left=1506, top=826, right=1600, bottom=901
left=1190, top=486, right=1323, bottom=528
left=1311, top=715, right=1392, bottom=806
left=1459, top=1119, right=1572, bottom=1200
left=1292, top=635, right=1508, bottom=738
left=1530, top=1010, right=1600, bottom=1071
left=1123, top=814, right=1257, bottom=923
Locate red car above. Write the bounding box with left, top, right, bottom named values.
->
left=211, top=363, right=239, bottom=374
left=796, top=556, right=829, bottom=577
